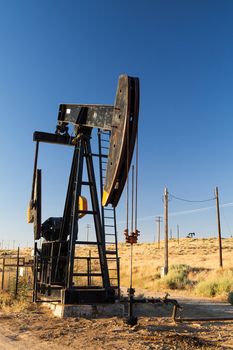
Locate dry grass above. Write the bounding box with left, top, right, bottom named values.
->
left=194, top=268, right=233, bottom=297
left=74, top=237, right=233, bottom=298
left=118, top=238, right=233, bottom=288
left=2, top=238, right=233, bottom=299
left=0, top=291, right=30, bottom=313
left=0, top=276, right=32, bottom=313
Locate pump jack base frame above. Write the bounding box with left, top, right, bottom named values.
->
left=35, top=286, right=115, bottom=304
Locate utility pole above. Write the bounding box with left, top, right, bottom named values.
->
left=86, top=224, right=91, bottom=242
left=215, top=187, right=223, bottom=268
left=155, top=216, right=162, bottom=249
left=164, top=187, right=168, bottom=275
left=170, top=228, right=172, bottom=240
left=177, top=224, right=180, bottom=244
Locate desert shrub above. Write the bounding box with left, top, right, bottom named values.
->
left=195, top=280, right=218, bottom=297
left=8, top=276, right=31, bottom=301
left=158, top=264, right=191, bottom=290
left=195, top=269, right=233, bottom=297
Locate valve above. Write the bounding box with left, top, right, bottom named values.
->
left=124, top=228, right=140, bottom=244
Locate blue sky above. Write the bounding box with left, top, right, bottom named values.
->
left=1, top=0, right=233, bottom=247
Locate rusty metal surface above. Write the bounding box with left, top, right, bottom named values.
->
left=103, top=75, right=139, bottom=207
left=33, top=131, right=75, bottom=146
left=57, top=104, right=114, bottom=130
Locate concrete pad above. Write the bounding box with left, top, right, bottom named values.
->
left=44, top=301, right=174, bottom=318
left=46, top=302, right=125, bottom=318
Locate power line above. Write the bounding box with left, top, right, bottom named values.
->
left=117, top=201, right=233, bottom=225
left=169, top=192, right=216, bottom=203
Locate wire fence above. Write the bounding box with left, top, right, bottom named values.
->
left=0, top=248, right=33, bottom=296
left=0, top=240, right=33, bottom=250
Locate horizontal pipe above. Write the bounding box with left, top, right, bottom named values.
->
left=178, top=317, right=233, bottom=322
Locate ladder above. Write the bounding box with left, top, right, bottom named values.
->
left=98, top=130, right=120, bottom=296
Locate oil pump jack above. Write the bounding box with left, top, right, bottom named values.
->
left=28, top=75, right=139, bottom=304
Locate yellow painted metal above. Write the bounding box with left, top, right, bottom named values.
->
left=78, top=196, right=88, bottom=218
left=102, top=190, right=109, bottom=207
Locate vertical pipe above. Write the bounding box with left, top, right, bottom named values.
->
left=89, top=250, right=92, bottom=286
left=130, top=244, right=133, bottom=289
left=87, top=250, right=91, bottom=286
left=126, top=110, right=130, bottom=233
left=117, top=256, right=120, bottom=298
left=134, top=135, right=138, bottom=232
left=215, top=187, right=223, bottom=268
left=129, top=166, right=135, bottom=290
left=131, top=165, right=134, bottom=233
left=164, top=188, right=169, bottom=275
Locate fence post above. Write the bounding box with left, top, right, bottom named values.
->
left=15, top=247, right=20, bottom=297
left=1, top=258, right=5, bottom=290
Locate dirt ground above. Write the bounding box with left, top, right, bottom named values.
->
left=1, top=240, right=233, bottom=349
left=0, top=299, right=233, bottom=350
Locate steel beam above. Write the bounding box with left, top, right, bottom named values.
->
left=57, top=104, right=114, bottom=130
left=33, top=131, right=75, bottom=146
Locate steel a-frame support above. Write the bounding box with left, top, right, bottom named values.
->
left=64, top=129, right=110, bottom=291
